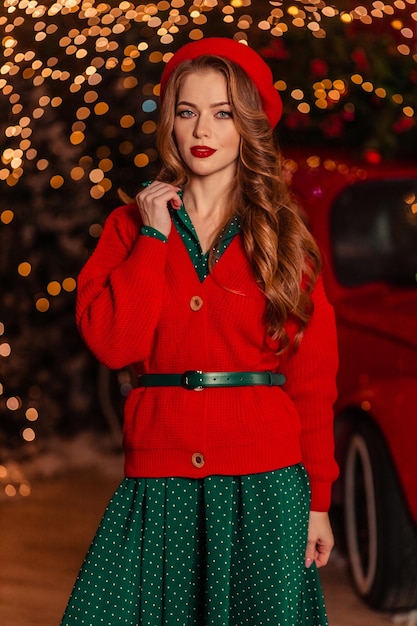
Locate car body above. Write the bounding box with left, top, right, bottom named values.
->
left=285, top=148, right=417, bottom=611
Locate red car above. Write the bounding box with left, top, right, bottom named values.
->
left=286, top=148, right=417, bottom=612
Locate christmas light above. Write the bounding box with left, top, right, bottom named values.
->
left=0, top=343, right=12, bottom=357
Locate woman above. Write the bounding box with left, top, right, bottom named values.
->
left=61, top=37, right=339, bottom=625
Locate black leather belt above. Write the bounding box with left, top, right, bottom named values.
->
left=137, top=370, right=286, bottom=391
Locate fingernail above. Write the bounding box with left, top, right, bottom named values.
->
left=305, top=558, right=313, bottom=568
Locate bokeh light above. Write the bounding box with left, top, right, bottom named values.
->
left=1, top=0, right=416, bottom=195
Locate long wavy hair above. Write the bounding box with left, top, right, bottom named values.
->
left=156, top=55, right=321, bottom=352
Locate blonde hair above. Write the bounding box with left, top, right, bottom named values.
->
left=156, top=56, right=321, bottom=352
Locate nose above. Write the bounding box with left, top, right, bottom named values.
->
left=193, top=115, right=209, bottom=138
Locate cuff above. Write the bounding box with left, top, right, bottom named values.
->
left=309, top=480, right=333, bottom=512
left=141, top=225, right=168, bottom=243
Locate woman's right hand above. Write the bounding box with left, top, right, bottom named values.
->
left=135, top=181, right=182, bottom=238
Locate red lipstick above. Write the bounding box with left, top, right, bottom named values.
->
left=190, top=146, right=216, bottom=158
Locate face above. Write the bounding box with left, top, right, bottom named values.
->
left=173, top=69, right=241, bottom=182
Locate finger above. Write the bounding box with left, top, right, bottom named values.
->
left=136, top=181, right=180, bottom=200
left=305, top=540, right=317, bottom=568
left=136, top=184, right=181, bottom=212
left=135, top=183, right=181, bottom=236
left=315, top=544, right=332, bottom=568
left=170, top=194, right=182, bottom=209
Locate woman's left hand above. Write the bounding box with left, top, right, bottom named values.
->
left=305, top=511, right=334, bottom=569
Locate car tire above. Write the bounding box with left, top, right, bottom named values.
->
left=344, top=419, right=417, bottom=611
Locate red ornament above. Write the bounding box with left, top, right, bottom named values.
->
left=392, top=117, right=416, bottom=133
left=260, top=40, right=290, bottom=61
left=342, top=109, right=355, bottom=123
left=284, top=111, right=311, bottom=130
left=364, top=149, right=382, bottom=165
left=352, top=48, right=370, bottom=74
left=321, top=114, right=344, bottom=138
left=310, top=58, right=328, bottom=77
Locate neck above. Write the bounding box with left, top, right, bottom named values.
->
left=182, top=177, right=234, bottom=254
left=183, top=176, right=232, bottom=222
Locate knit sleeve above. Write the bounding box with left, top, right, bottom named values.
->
left=76, top=203, right=168, bottom=370
left=281, top=274, right=339, bottom=511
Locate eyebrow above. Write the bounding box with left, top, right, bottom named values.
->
left=176, top=100, right=231, bottom=108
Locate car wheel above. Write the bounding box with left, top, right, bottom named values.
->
left=344, top=419, right=417, bottom=611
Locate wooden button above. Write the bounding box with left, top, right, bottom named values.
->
left=190, top=296, right=203, bottom=311
left=191, top=452, right=205, bottom=468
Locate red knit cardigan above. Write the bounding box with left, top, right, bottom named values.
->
left=76, top=203, right=339, bottom=511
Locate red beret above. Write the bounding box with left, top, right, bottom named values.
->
left=160, top=37, right=283, bottom=128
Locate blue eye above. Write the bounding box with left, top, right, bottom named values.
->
left=216, top=110, right=233, bottom=119
left=177, top=109, right=194, bottom=118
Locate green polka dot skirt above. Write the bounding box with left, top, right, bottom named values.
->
left=61, top=464, right=329, bottom=625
